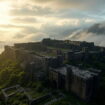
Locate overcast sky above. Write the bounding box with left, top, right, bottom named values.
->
left=0, top=0, right=105, bottom=43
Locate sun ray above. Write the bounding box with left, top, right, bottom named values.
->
left=0, top=1, right=12, bottom=24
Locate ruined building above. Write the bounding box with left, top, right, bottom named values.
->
left=49, top=65, right=101, bottom=101
left=1, top=38, right=103, bottom=102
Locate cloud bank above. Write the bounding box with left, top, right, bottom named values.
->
left=0, top=0, right=105, bottom=46
left=67, top=22, right=105, bottom=46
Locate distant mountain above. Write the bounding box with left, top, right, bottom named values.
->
left=67, top=22, right=105, bottom=46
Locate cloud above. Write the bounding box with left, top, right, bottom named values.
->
left=12, top=17, right=37, bottom=24
left=0, top=0, right=105, bottom=47
left=0, top=30, right=16, bottom=42
left=11, top=21, right=82, bottom=42
left=11, top=5, right=53, bottom=16
left=13, top=32, right=49, bottom=42
left=41, top=24, right=77, bottom=39
left=66, top=22, right=105, bottom=46
left=31, top=0, right=105, bottom=12
left=0, top=24, right=30, bottom=29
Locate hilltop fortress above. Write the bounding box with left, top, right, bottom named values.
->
left=1, top=38, right=104, bottom=101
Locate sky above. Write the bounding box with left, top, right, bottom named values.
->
left=0, top=0, right=105, bottom=43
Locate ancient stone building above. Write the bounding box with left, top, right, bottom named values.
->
left=49, top=65, right=101, bottom=101
left=2, top=39, right=104, bottom=102
left=65, top=46, right=105, bottom=63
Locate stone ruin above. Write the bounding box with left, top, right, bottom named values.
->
left=1, top=85, right=53, bottom=105
left=49, top=65, right=101, bottom=102
left=1, top=39, right=104, bottom=103
left=1, top=85, right=32, bottom=105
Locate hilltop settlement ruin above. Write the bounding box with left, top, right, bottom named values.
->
left=1, top=38, right=104, bottom=104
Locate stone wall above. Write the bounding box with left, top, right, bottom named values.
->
left=49, top=66, right=100, bottom=101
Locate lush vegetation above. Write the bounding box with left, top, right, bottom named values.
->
left=0, top=59, right=26, bottom=89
